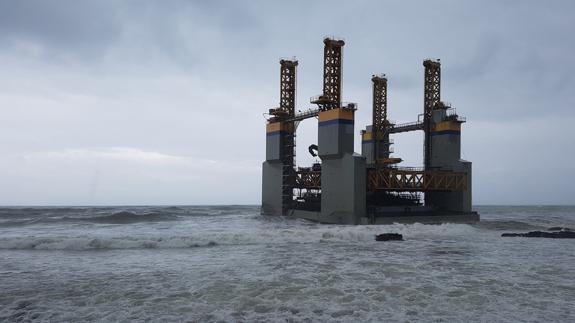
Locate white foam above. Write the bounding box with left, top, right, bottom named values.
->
left=2, top=207, right=574, bottom=322
left=0, top=222, right=484, bottom=250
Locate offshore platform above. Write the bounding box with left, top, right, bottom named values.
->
left=262, top=38, right=479, bottom=224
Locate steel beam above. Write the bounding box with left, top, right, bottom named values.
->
left=295, top=170, right=322, bottom=190
left=313, top=38, right=345, bottom=110
left=279, top=59, right=298, bottom=117
left=371, top=75, right=388, bottom=164
left=278, top=59, right=298, bottom=214
left=423, top=59, right=441, bottom=169
left=367, top=167, right=467, bottom=192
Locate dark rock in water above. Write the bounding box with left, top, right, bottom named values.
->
left=502, top=231, right=575, bottom=239
left=527, top=231, right=575, bottom=238
left=547, top=226, right=572, bottom=232
left=375, top=233, right=403, bottom=241
left=501, top=233, right=522, bottom=237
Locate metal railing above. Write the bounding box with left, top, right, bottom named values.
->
left=446, top=108, right=457, bottom=117
left=341, top=102, right=358, bottom=110
left=287, top=107, right=321, bottom=122
left=389, top=121, right=424, bottom=133
left=309, top=94, right=326, bottom=104
left=323, top=35, right=345, bottom=42
left=445, top=108, right=466, bottom=122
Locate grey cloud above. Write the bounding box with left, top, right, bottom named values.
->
left=0, top=0, right=574, bottom=205
left=448, top=34, right=502, bottom=83
left=0, top=0, right=263, bottom=68
left=0, top=0, right=122, bottom=60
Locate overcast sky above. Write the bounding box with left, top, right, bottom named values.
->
left=0, top=0, right=573, bottom=205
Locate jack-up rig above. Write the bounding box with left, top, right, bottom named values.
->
left=262, top=38, right=479, bottom=224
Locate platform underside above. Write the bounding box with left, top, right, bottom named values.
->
left=285, top=209, right=479, bottom=225
left=370, top=212, right=479, bottom=224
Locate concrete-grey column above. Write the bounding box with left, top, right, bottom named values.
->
left=425, top=110, right=471, bottom=213
left=261, top=161, right=283, bottom=215
left=361, top=126, right=375, bottom=164
left=261, top=121, right=293, bottom=215
left=317, top=108, right=366, bottom=224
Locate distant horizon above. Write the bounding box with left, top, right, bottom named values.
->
left=1, top=204, right=574, bottom=208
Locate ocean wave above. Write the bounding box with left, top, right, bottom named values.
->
left=0, top=222, right=482, bottom=251
left=472, top=220, right=546, bottom=231
left=81, top=211, right=181, bottom=224
left=473, top=217, right=575, bottom=232
left=0, top=211, right=181, bottom=227
left=0, top=236, right=219, bottom=250
left=0, top=207, right=260, bottom=227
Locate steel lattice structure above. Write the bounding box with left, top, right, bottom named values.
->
left=279, top=59, right=298, bottom=117
left=279, top=59, right=298, bottom=214
left=295, top=167, right=468, bottom=192
left=371, top=75, right=388, bottom=164
left=295, top=170, right=321, bottom=190
left=322, top=38, right=345, bottom=109
left=367, top=167, right=467, bottom=192
left=423, top=60, right=441, bottom=119
left=423, top=59, right=441, bottom=168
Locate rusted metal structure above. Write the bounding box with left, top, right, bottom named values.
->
left=262, top=38, right=478, bottom=224
left=371, top=74, right=389, bottom=165
left=279, top=59, right=298, bottom=118
left=423, top=59, right=441, bottom=169
left=278, top=59, right=297, bottom=214
left=311, top=38, right=345, bottom=110
left=367, top=167, right=467, bottom=192
left=297, top=167, right=468, bottom=192
left=265, top=59, right=299, bottom=215
left=295, top=169, right=321, bottom=190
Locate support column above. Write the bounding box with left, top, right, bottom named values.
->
left=262, top=59, right=298, bottom=216
left=361, top=126, right=390, bottom=165
left=262, top=121, right=295, bottom=215
left=425, top=109, right=472, bottom=212
left=318, top=108, right=366, bottom=224
left=423, top=59, right=441, bottom=170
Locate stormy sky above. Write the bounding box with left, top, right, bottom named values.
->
left=0, top=0, right=573, bottom=205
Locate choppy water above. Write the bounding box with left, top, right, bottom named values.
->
left=0, top=206, right=574, bottom=322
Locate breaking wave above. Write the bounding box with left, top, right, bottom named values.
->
left=473, top=217, right=575, bottom=231
left=1, top=206, right=573, bottom=251
left=0, top=211, right=180, bottom=227
left=0, top=206, right=256, bottom=228
left=0, top=223, right=482, bottom=251
left=0, top=236, right=220, bottom=250
left=82, top=211, right=180, bottom=224
left=472, top=220, right=547, bottom=231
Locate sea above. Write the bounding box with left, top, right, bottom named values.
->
left=0, top=205, right=574, bottom=322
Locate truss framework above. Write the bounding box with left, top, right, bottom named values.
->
left=279, top=60, right=298, bottom=214
left=367, top=167, right=467, bottom=192
left=321, top=38, right=345, bottom=109
left=423, top=59, right=441, bottom=168
left=371, top=75, right=388, bottom=164
left=279, top=59, right=298, bottom=117
left=295, top=168, right=467, bottom=193
left=295, top=170, right=321, bottom=190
